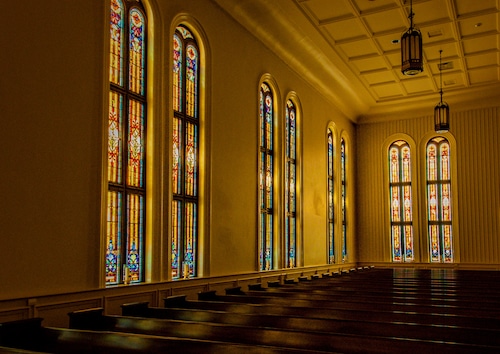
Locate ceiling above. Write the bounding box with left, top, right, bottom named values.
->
left=214, top=0, right=500, bottom=122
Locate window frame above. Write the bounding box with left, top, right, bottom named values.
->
left=426, top=136, right=454, bottom=263
left=171, top=24, right=201, bottom=279
left=258, top=81, right=276, bottom=271
left=387, top=140, right=415, bottom=263
left=340, top=137, right=347, bottom=263
left=284, top=97, right=298, bottom=268
left=105, top=0, right=148, bottom=286
left=326, top=125, right=336, bottom=264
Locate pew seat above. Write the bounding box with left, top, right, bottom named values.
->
left=69, top=307, right=498, bottom=354
left=0, top=317, right=306, bottom=354
left=122, top=301, right=500, bottom=347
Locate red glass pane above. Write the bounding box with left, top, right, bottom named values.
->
left=108, top=91, right=123, bottom=184
left=172, top=117, right=182, bottom=194
left=106, top=191, right=122, bottom=284
left=127, top=193, right=143, bottom=282
left=185, top=122, right=198, bottom=196
left=127, top=100, right=145, bottom=187
left=185, top=44, right=198, bottom=118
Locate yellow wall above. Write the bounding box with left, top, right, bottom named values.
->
left=2, top=0, right=105, bottom=299
left=1, top=0, right=355, bottom=302
left=357, top=106, right=500, bottom=267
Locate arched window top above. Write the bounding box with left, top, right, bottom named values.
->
left=389, top=140, right=411, bottom=183
left=286, top=99, right=296, bottom=159
left=327, top=128, right=334, bottom=177
left=390, top=139, right=409, bottom=149
left=384, top=133, right=416, bottom=150
left=109, top=0, right=147, bottom=93
left=110, top=0, right=125, bottom=86
left=177, top=25, right=194, bottom=39
left=260, top=82, right=274, bottom=112
left=129, top=8, right=146, bottom=95
left=260, top=83, right=273, bottom=151
left=327, top=122, right=338, bottom=136
left=426, top=137, right=451, bottom=181
left=258, top=74, right=280, bottom=108
left=173, top=25, right=199, bottom=118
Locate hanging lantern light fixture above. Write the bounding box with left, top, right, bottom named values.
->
left=401, top=0, right=423, bottom=75
left=434, top=50, right=449, bottom=133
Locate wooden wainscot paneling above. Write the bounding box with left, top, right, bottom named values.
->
left=234, top=276, right=262, bottom=292
left=207, top=280, right=238, bottom=295
left=158, top=288, right=173, bottom=303
left=0, top=298, right=30, bottom=323
left=171, top=283, right=208, bottom=300
left=258, top=273, right=281, bottom=288
left=0, top=307, right=30, bottom=323
left=37, top=298, right=103, bottom=328
left=105, top=291, right=157, bottom=315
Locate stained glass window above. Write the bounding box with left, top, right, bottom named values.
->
left=388, top=141, right=414, bottom=262
left=327, top=129, right=334, bottom=264
left=172, top=25, right=199, bottom=279
left=341, top=138, right=347, bottom=262
left=106, top=0, right=147, bottom=285
left=259, top=83, right=274, bottom=271
left=285, top=99, right=296, bottom=268
left=426, top=137, right=453, bottom=263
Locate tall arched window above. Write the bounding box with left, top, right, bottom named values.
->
left=172, top=25, right=200, bottom=279
left=285, top=99, right=296, bottom=268
left=426, top=137, right=453, bottom=263
left=388, top=140, right=414, bottom=262
left=327, top=128, right=334, bottom=264
left=259, top=83, right=274, bottom=271
left=106, top=0, right=147, bottom=285
left=341, top=138, right=347, bottom=262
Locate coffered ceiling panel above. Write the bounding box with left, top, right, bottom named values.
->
left=214, top=0, right=500, bottom=120
left=323, top=19, right=366, bottom=42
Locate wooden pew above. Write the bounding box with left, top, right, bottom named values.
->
left=275, top=270, right=500, bottom=315
left=244, top=284, right=500, bottom=312
left=265, top=278, right=500, bottom=300
left=246, top=278, right=500, bottom=299
left=197, top=289, right=500, bottom=319
left=0, top=317, right=299, bottom=354
left=320, top=269, right=500, bottom=293
left=122, top=301, right=500, bottom=348
left=162, top=294, right=500, bottom=330
left=0, top=347, right=45, bottom=353
left=69, top=307, right=498, bottom=354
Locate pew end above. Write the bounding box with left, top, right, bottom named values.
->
left=267, top=280, right=281, bottom=287
left=225, top=286, right=245, bottom=295
left=163, top=294, right=188, bottom=308
left=248, top=283, right=263, bottom=290
left=68, top=307, right=106, bottom=330
left=198, top=290, right=217, bottom=301
left=121, top=301, right=150, bottom=316
left=0, top=318, right=44, bottom=350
